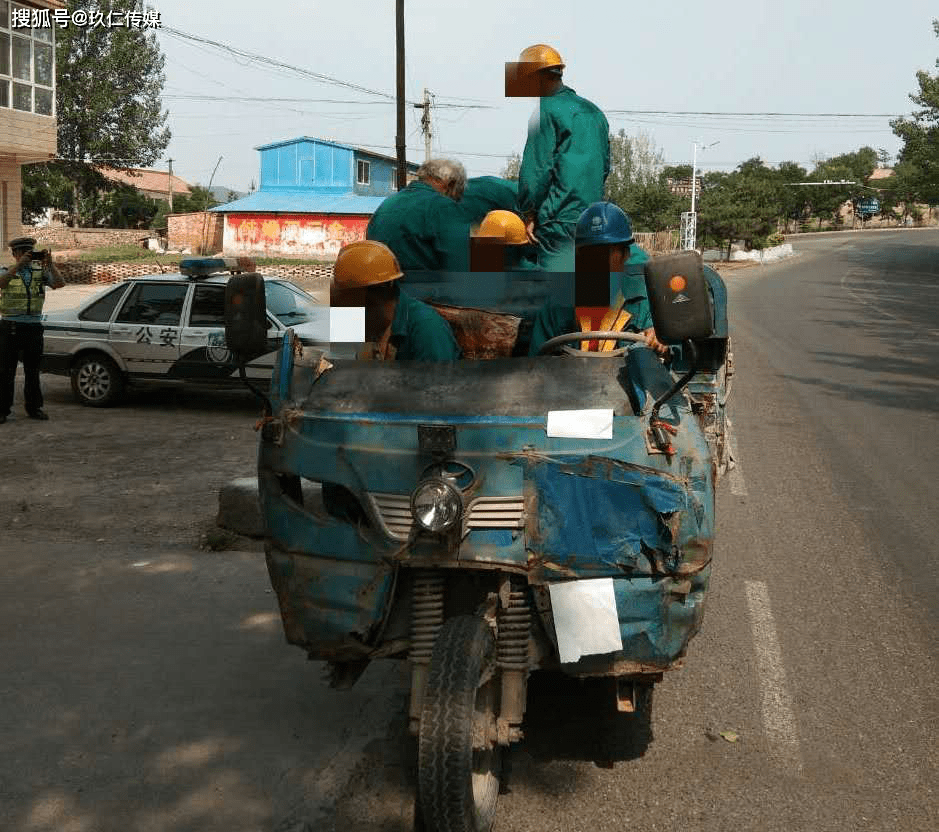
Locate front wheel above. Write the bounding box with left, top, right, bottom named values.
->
left=418, top=615, right=501, bottom=832
left=71, top=353, right=125, bottom=407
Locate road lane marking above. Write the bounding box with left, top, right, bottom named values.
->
left=841, top=271, right=939, bottom=339
left=744, top=580, right=803, bottom=775
left=728, top=424, right=747, bottom=496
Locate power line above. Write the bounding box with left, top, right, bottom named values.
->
left=161, top=26, right=493, bottom=110
left=605, top=109, right=905, bottom=118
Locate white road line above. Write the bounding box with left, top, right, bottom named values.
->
left=841, top=271, right=939, bottom=339
left=729, top=464, right=747, bottom=497
left=727, top=424, right=747, bottom=496
left=744, top=580, right=804, bottom=775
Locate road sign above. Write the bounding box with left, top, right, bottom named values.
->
left=856, top=197, right=880, bottom=216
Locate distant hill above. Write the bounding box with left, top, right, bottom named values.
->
left=209, top=185, right=246, bottom=203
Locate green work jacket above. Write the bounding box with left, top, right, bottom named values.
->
left=517, top=85, right=610, bottom=244
left=528, top=248, right=654, bottom=355
left=459, top=176, right=519, bottom=225
left=367, top=181, right=470, bottom=272
left=389, top=290, right=462, bottom=361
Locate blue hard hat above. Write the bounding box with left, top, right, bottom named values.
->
left=575, top=202, right=634, bottom=248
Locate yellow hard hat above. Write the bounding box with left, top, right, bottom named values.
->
left=476, top=210, right=528, bottom=245
left=333, top=241, right=404, bottom=290
left=518, top=44, right=565, bottom=74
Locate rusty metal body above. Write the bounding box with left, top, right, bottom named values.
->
left=254, top=265, right=729, bottom=751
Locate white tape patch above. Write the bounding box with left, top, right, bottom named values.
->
left=546, top=409, right=614, bottom=440
left=548, top=578, right=623, bottom=663
left=329, top=307, right=365, bottom=343
left=744, top=580, right=803, bottom=774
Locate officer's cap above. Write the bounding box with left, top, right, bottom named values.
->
left=9, top=236, right=36, bottom=251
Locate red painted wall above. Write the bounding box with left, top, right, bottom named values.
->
left=223, top=213, right=370, bottom=258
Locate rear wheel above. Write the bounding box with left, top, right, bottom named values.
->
left=418, top=615, right=501, bottom=832
left=71, top=353, right=125, bottom=407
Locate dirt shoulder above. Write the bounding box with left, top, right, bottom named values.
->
left=1, top=376, right=264, bottom=552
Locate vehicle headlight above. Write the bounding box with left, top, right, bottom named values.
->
left=410, top=478, right=462, bottom=533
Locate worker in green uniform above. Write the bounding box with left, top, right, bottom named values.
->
left=459, top=176, right=519, bottom=225
left=511, top=44, right=611, bottom=273
left=366, top=158, right=471, bottom=273
left=331, top=240, right=461, bottom=361
left=470, top=210, right=541, bottom=272
left=528, top=202, right=668, bottom=356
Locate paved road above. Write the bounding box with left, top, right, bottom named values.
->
left=2, top=230, right=937, bottom=831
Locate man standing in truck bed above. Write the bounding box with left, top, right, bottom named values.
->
left=509, top=44, right=611, bottom=273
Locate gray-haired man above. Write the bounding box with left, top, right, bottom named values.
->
left=366, top=158, right=471, bottom=272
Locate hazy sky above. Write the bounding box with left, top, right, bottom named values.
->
left=152, top=0, right=938, bottom=193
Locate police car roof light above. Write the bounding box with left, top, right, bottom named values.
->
left=179, top=257, right=257, bottom=278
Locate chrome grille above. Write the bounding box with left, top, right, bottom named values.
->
left=367, top=492, right=525, bottom=542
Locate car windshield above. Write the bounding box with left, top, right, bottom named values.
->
left=266, top=281, right=322, bottom=326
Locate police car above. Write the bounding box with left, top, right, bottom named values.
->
left=41, top=258, right=328, bottom=406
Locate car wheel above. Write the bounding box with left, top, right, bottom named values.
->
left=71, top=353, right=125, bottom=407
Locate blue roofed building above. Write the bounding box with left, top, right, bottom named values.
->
left=212, top=137, right=419, bottom=259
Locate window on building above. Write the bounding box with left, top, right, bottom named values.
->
left=356, top=159, right=370, bottom=185
left=1, top=3, right=54, bottom=115
left=391, top=167, right=397, bottom=191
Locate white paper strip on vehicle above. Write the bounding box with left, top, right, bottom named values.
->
left=548, top=578, right=623, bottom=664
left=545, top=409, right=614, bottom=440
left=329, top=307, right=365, bottom=343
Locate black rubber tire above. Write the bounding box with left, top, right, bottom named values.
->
left=71, top=352, right=125, bottom=407
left=418, top=615, right=501, bottom=832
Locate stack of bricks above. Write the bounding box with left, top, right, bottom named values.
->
left=58, top=262, right=173, bottom=284
left=57, top=262, right=337, bottom=285
left=30, top=227, right=156, bottom=249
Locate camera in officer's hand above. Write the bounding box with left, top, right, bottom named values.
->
left=30, top=249, right=48, bottom=261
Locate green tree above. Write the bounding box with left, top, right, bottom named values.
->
left=891, top=19, right=939, bottom=204
left=93, top=184, right=159, bottom=228
left=23, top=1, right=170, bottom=226
left=150, top=185, right=219, bottom=232
left=774, top=161, right=809, bottom=232
left=622, top=179, right=683, bottom=232
left=501, top=153, right=521, bottom=181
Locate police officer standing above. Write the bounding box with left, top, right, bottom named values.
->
left=0, top=236, right=65, bottom=423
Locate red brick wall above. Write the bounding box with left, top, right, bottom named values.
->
left=167, top=212, right=224, bottom=253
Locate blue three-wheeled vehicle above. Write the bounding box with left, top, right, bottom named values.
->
left=224, top=250, right=732, bottom=832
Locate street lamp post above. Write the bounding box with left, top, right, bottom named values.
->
left=682, top=140, right=719, bottom=251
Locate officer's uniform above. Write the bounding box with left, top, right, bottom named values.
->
left=366, top=181, right=471, bottom=272
left=0, top=238, right=58, bottom=420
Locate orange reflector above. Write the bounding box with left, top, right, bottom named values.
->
left=669, top=274, right=688, bottom=292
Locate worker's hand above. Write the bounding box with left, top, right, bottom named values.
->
left=524, top=218, right=539, bottom=246
left=642, top=327, right=670, bottom=356
left=41, top=250, right=52, bottom=267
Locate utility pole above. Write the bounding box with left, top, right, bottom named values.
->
left=167, top=158, right=174, bottom=212
left=413, top=88, right=433, bottom=162
left=395, top=0, right=406, bottom=190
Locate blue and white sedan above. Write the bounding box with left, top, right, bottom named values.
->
left=42, top=259, right=328, bottom=406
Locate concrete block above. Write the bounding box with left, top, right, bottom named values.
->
left=217, top=476, right=264, bottom=537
